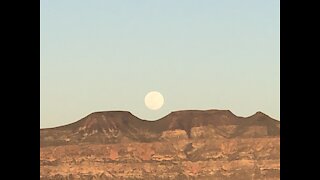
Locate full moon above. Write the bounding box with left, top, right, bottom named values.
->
left=144, top=91, right=164, bottom=110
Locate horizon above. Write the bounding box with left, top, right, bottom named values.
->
left=40, top=108, right=279, bottom=129
left=41, top=0, right=280, bottom=128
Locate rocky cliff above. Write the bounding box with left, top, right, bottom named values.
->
left=40, top=110, right=280, bottom=179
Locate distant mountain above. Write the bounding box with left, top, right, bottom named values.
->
left=40, top=109, right=279, bottom=147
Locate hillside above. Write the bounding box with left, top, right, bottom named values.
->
left=40, top=109, right=280, bottom=179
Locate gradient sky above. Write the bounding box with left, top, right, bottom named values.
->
left=40, top=0, right=280, bottom=128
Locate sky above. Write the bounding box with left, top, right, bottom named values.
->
left=40, top=0, right=280, bottom=128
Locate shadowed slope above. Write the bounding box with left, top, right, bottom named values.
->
left=40, top=109, right=279, bottom=147
left=40, top=110, right=280, bottom=179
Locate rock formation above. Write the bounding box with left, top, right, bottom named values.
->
left=40, top=110, right=280, bottom=179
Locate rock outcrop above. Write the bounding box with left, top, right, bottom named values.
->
left=40, top=109, right=280, bottom=179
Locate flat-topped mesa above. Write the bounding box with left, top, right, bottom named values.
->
left=49, top=109, right=241, bottom=132
left=42, top=109, right=278, bottom=131
left=164, top=109, right=238, bottom=123
left=158, top=109, right=239, bottom=132
left=169, top=109, right=237, bottom=116
left=71, top=111, right=158, bottom=137
left=77, top=111, right=133, bottom=132
left=40, top=109, right=280, bottom=147
left=41, top=109, right=280, bottom=179
left=41, top=111, right=135, bottom=132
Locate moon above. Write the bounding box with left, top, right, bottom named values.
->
left=144, top=91, right=164, bottom=110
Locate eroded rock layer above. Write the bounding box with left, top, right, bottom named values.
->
left=40, top=110, right=280, bottom=179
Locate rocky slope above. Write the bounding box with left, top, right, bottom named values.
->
left=40, top=110, right=280, bottom=179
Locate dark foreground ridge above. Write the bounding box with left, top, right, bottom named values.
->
left=40, top=109, right=279, bottom=147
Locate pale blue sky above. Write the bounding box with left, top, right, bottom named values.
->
left=40, top=0, right=280, bottom=128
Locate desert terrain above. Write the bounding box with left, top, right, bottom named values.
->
left=40, top=110, right=280, bottom=179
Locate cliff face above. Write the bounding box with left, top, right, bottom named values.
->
left=40, top=110, right=280, bottom=179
